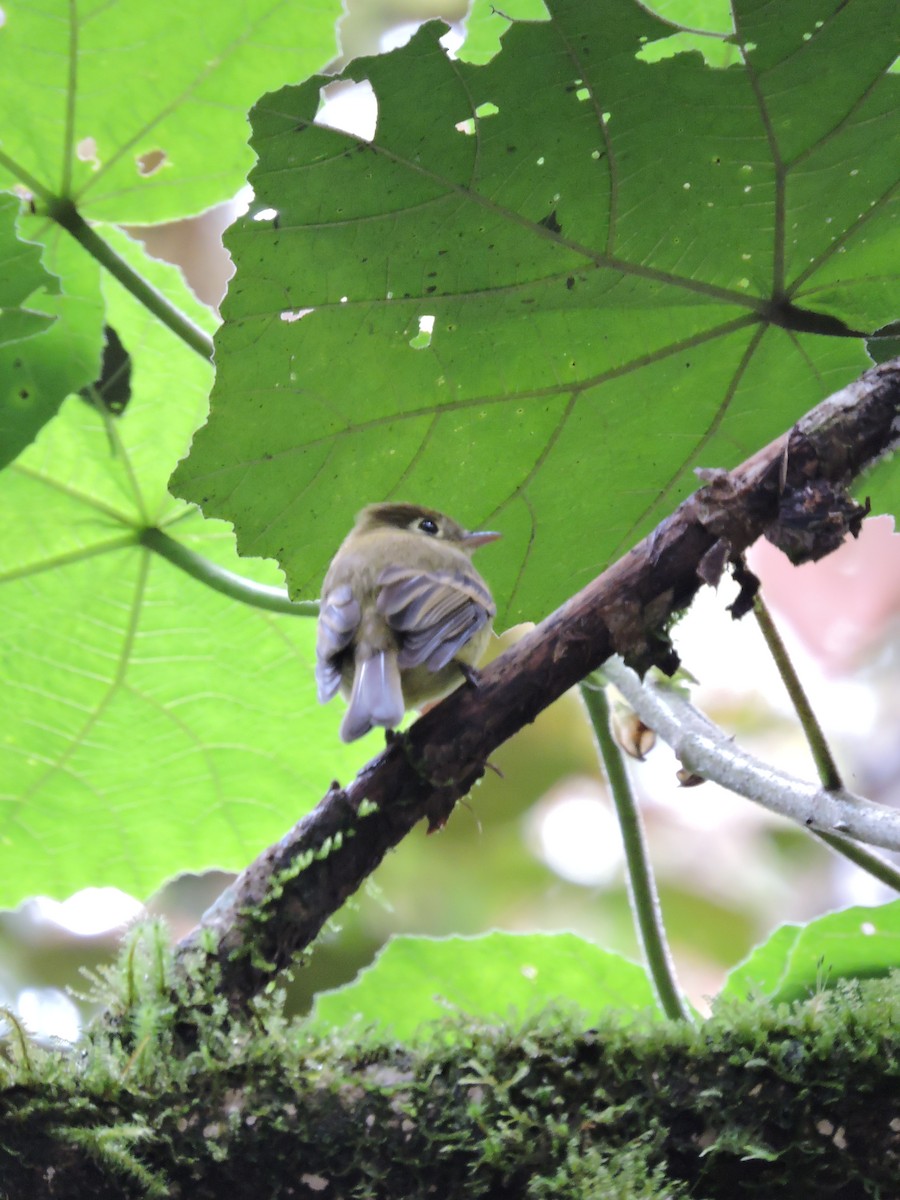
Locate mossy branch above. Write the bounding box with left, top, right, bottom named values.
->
left=5, top=951, right=900, bottom=1199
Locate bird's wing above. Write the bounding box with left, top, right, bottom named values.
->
left=376, top=565, right=495, bottom=671
left=316, top=583, right=360, bottom=702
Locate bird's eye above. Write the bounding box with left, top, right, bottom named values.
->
left=418, top=518, right=439, bottom=535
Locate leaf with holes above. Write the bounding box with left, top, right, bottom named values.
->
left=172, top=0, right=897, bottom=625
left=0, top=0, right=343, bottom=458
left=0, top=0, right=344, bottom=224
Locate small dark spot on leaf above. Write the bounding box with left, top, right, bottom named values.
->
left=566, top=276, right=575, bottom=290
left=521, top=297, right=535, bottom=305
left=438, top=249, right=448, bottom=255
left=427, top=271, right=437, bottom=278
left=539, top=210, right=562, bottom=234
left=425, top=286, right=436, bottom=294
left=19, top=388, right=30, bottom=399
left=506, top=145, right=517, bottom=153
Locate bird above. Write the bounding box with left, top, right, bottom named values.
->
left=316, top=503, right=500, bottom=742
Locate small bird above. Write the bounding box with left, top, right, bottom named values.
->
left=316, top=503, right=501, bottom=742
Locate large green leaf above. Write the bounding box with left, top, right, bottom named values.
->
left=172, top=0, right=895, bottom=624
left=0, top=0, right=344, bottom=224
left=720, top=900, right=900, bottom=1005
left=0, top=0, right=344, bottom=460
left=0, top=233, right=369, bottom=906
left=309, top=931, right=657, bottom=1039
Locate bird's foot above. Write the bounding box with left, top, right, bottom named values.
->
left=457, top=661, right=483, bottom=689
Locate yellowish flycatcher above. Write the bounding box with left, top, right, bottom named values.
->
left=316, top=503, right=500, bottom=742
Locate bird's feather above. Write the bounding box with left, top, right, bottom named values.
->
left=376, top=565, right=495, bottom=672
left=315, top=584, right=360, bottom=702
left=340, top=650, right=404, bottom=742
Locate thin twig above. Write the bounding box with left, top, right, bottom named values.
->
left=580, top=680, right=690, bottom=1022
left=752, top=592, right=843, bottom=790
left=602, top=657, right=900, bottom=868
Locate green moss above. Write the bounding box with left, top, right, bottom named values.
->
left=1, top=926, right=898, bottom=1199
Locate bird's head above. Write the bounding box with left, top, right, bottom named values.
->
left=354, top=503, right=501, bottom=554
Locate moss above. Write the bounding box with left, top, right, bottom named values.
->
left=1, top=926, right=898, bottom=1199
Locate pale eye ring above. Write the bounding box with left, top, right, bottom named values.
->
left=418, top=518, right=439, bottom=535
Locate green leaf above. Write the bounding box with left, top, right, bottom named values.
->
left=0, top=219, right=104, bottom=468
left=720, top=900, right=900, bottom=1005
left=172, top=0, right=894, bottom=625
left=0, top=194, right=87, bottom=467
left=0, top=193, right=55, bottom=348
left=0, top=0, right=344, bottom=224
left=0, top=232, right=368, bottom=906
left=642, top=0, right=732, bottom=33
left=309, top=932, right=658, bottom=1039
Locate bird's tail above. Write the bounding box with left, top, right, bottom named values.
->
left=340, top=650, right=405, bottom=743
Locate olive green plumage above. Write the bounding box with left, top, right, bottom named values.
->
left=316, top=503, right=500, bottom=742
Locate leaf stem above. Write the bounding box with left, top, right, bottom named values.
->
left=814, top=830, right=900, bottom=893
left=45, top=197, right=215, bottom=361
left=140, top=527, right=318, bottom=617
left=61, top=0, right=79, bottom=197
left=580, top=677, right=690, bottom=1022
left=0, top=150, right=54, bottom=202
left=752, top=591, right=843, bottom=791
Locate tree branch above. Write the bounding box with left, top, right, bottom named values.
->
left=177, top=358, right=900, bottom=1009
left=601, top=657, right=900, bottom=855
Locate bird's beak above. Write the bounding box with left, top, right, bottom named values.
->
left=463, top=529, right=502, bottom=549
